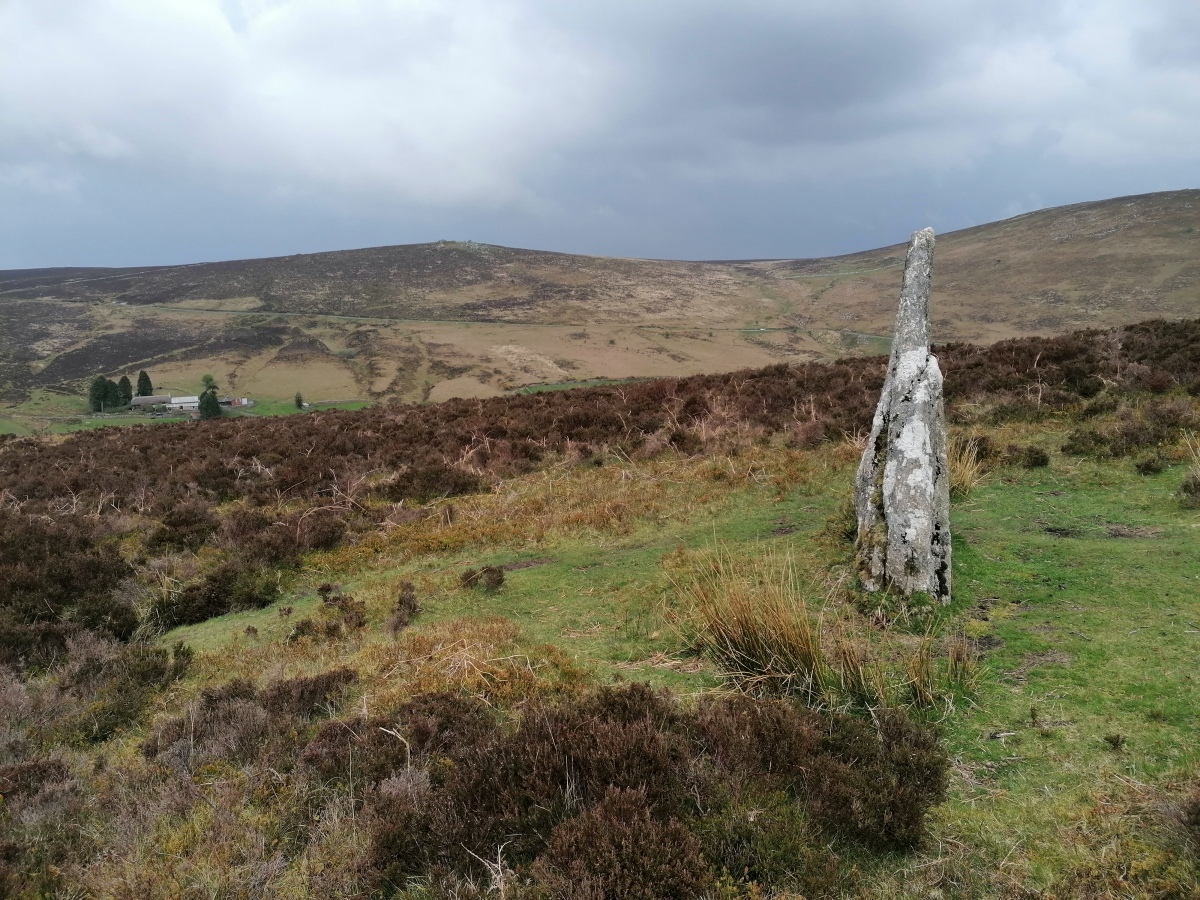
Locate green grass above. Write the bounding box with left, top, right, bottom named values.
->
left=229, top=398, right=373, bottom=416
left=165, top=447, right=844, bottom=694
left=0, top=394, right=375, bottom=434
left=933, top=445, right=1200, bottom=887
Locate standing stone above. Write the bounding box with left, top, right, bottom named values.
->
left=854, top=228, right=951, bottom=604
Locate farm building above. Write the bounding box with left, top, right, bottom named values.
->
left=166, top=396, right=200, bottom=411
left=129, top=395, right=171, bottom=408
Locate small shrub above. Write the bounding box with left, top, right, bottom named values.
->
left=387, top=581, right=421, bottom=637
left=145, top=502, right=218, bottom=552
left=366, top=786, right=435, bottom=889
left=151, top=561, right=281, bottom=630
left=1081, top=395, right=1119, bottom=418
left=1143, top=397, right=1197, bottom=430
left=0, top=616, right=75, bottom=672
left=286, top=617, right=325, bottom=643
left=0, top=511, right=134, bottom=660
left=142, top=667, right=350, bottom=770
left=293, top=509, right=346, bottom=551
left=460, top=566, right=504, bottom=592
left=58, top=640, right=192, bottom=743
left=259, top=667, right=357, bottom=718
left=1140, top=368, right=1175, bottom=393
left=221, top=508, right=300, bottom=564
left=695, top=794, right=839, bottom=896
left=143, top=694, right=270, bottom=768
left=383, top=464, right=484, bottom=503
left=1135, top=454, right=1166, bottom=475
left=667, top=428, right=703, bottom=455
left=530, top=787, right=713, bottom=900
left=303, top=691, right=494, bottom=787
left=1020, top=445, right=1050, bottom=468
left=0, top=758, right=71, bottom=800
left=322, top=590, right=368, bottom=631
left=436, top=706, right=693, bottom=866
left=1062, top=427, right=1108, bottom=457
left=289, top=587, right=367, bottom=642
left=694, top=693, right=819, bottom=793
left=807, top=710, right=948, bottom=851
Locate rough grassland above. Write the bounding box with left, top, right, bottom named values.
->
left=157, top=433, right=1200, bottom=896
left=4, top=321, right=1200, bottom=896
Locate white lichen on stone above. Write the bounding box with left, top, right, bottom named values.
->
left=854, top=228, right=951, bottom=604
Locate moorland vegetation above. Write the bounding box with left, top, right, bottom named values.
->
left=0, top=318, right=1199, bottom=897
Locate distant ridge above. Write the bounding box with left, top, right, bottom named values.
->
left=1, top=190, right=1197, bottom=408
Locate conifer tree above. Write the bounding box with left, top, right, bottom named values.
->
left=117, top=375, right=133, bottom=406
left=103, top=379, right=122, bottom=410
left=88, top=376, right=108, bottom=413
left=198, top=388, right=221, bottom=420
left=136, top=370, right=153, bottom=396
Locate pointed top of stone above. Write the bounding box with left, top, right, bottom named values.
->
left=890, top=228, right=935, bottom=358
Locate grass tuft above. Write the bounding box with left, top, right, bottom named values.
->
left=674, top=548, right=831, bottom=703
left=948, top=434, right=991, bottom=497
left=1179, top=431, right=1200, bottom=508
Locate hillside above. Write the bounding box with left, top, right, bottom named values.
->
left=1, top=190, right=1197, bottom=423
left=1, top=318, right=1198, bottom=897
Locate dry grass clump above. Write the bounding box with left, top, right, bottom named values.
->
left=673, top=547, right=977, bottom=713
left=674, top=548, right=831, bottom=703
left=1178, top=431, right=1200, bottom=508
left=948, top=434, right=992, bottom=498
left=366, top=616, right=588, bottom=706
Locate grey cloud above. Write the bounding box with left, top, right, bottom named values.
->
left=1, top=0, right=1198, bottom=267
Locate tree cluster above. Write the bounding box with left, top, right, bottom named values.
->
left=88, top=375, right=132, bottom=412
left=89, top=370, right=154, bottom=412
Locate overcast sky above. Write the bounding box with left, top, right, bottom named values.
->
left=2, top=0, right=1198, bottom=268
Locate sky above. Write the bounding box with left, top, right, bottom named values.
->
left=2, top=0, right=1199, bottom=268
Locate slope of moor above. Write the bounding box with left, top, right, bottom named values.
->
left=1, top=190, right=1197, bottom=412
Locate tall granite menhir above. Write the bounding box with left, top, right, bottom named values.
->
left=854, top=228, right=951, bottom=604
